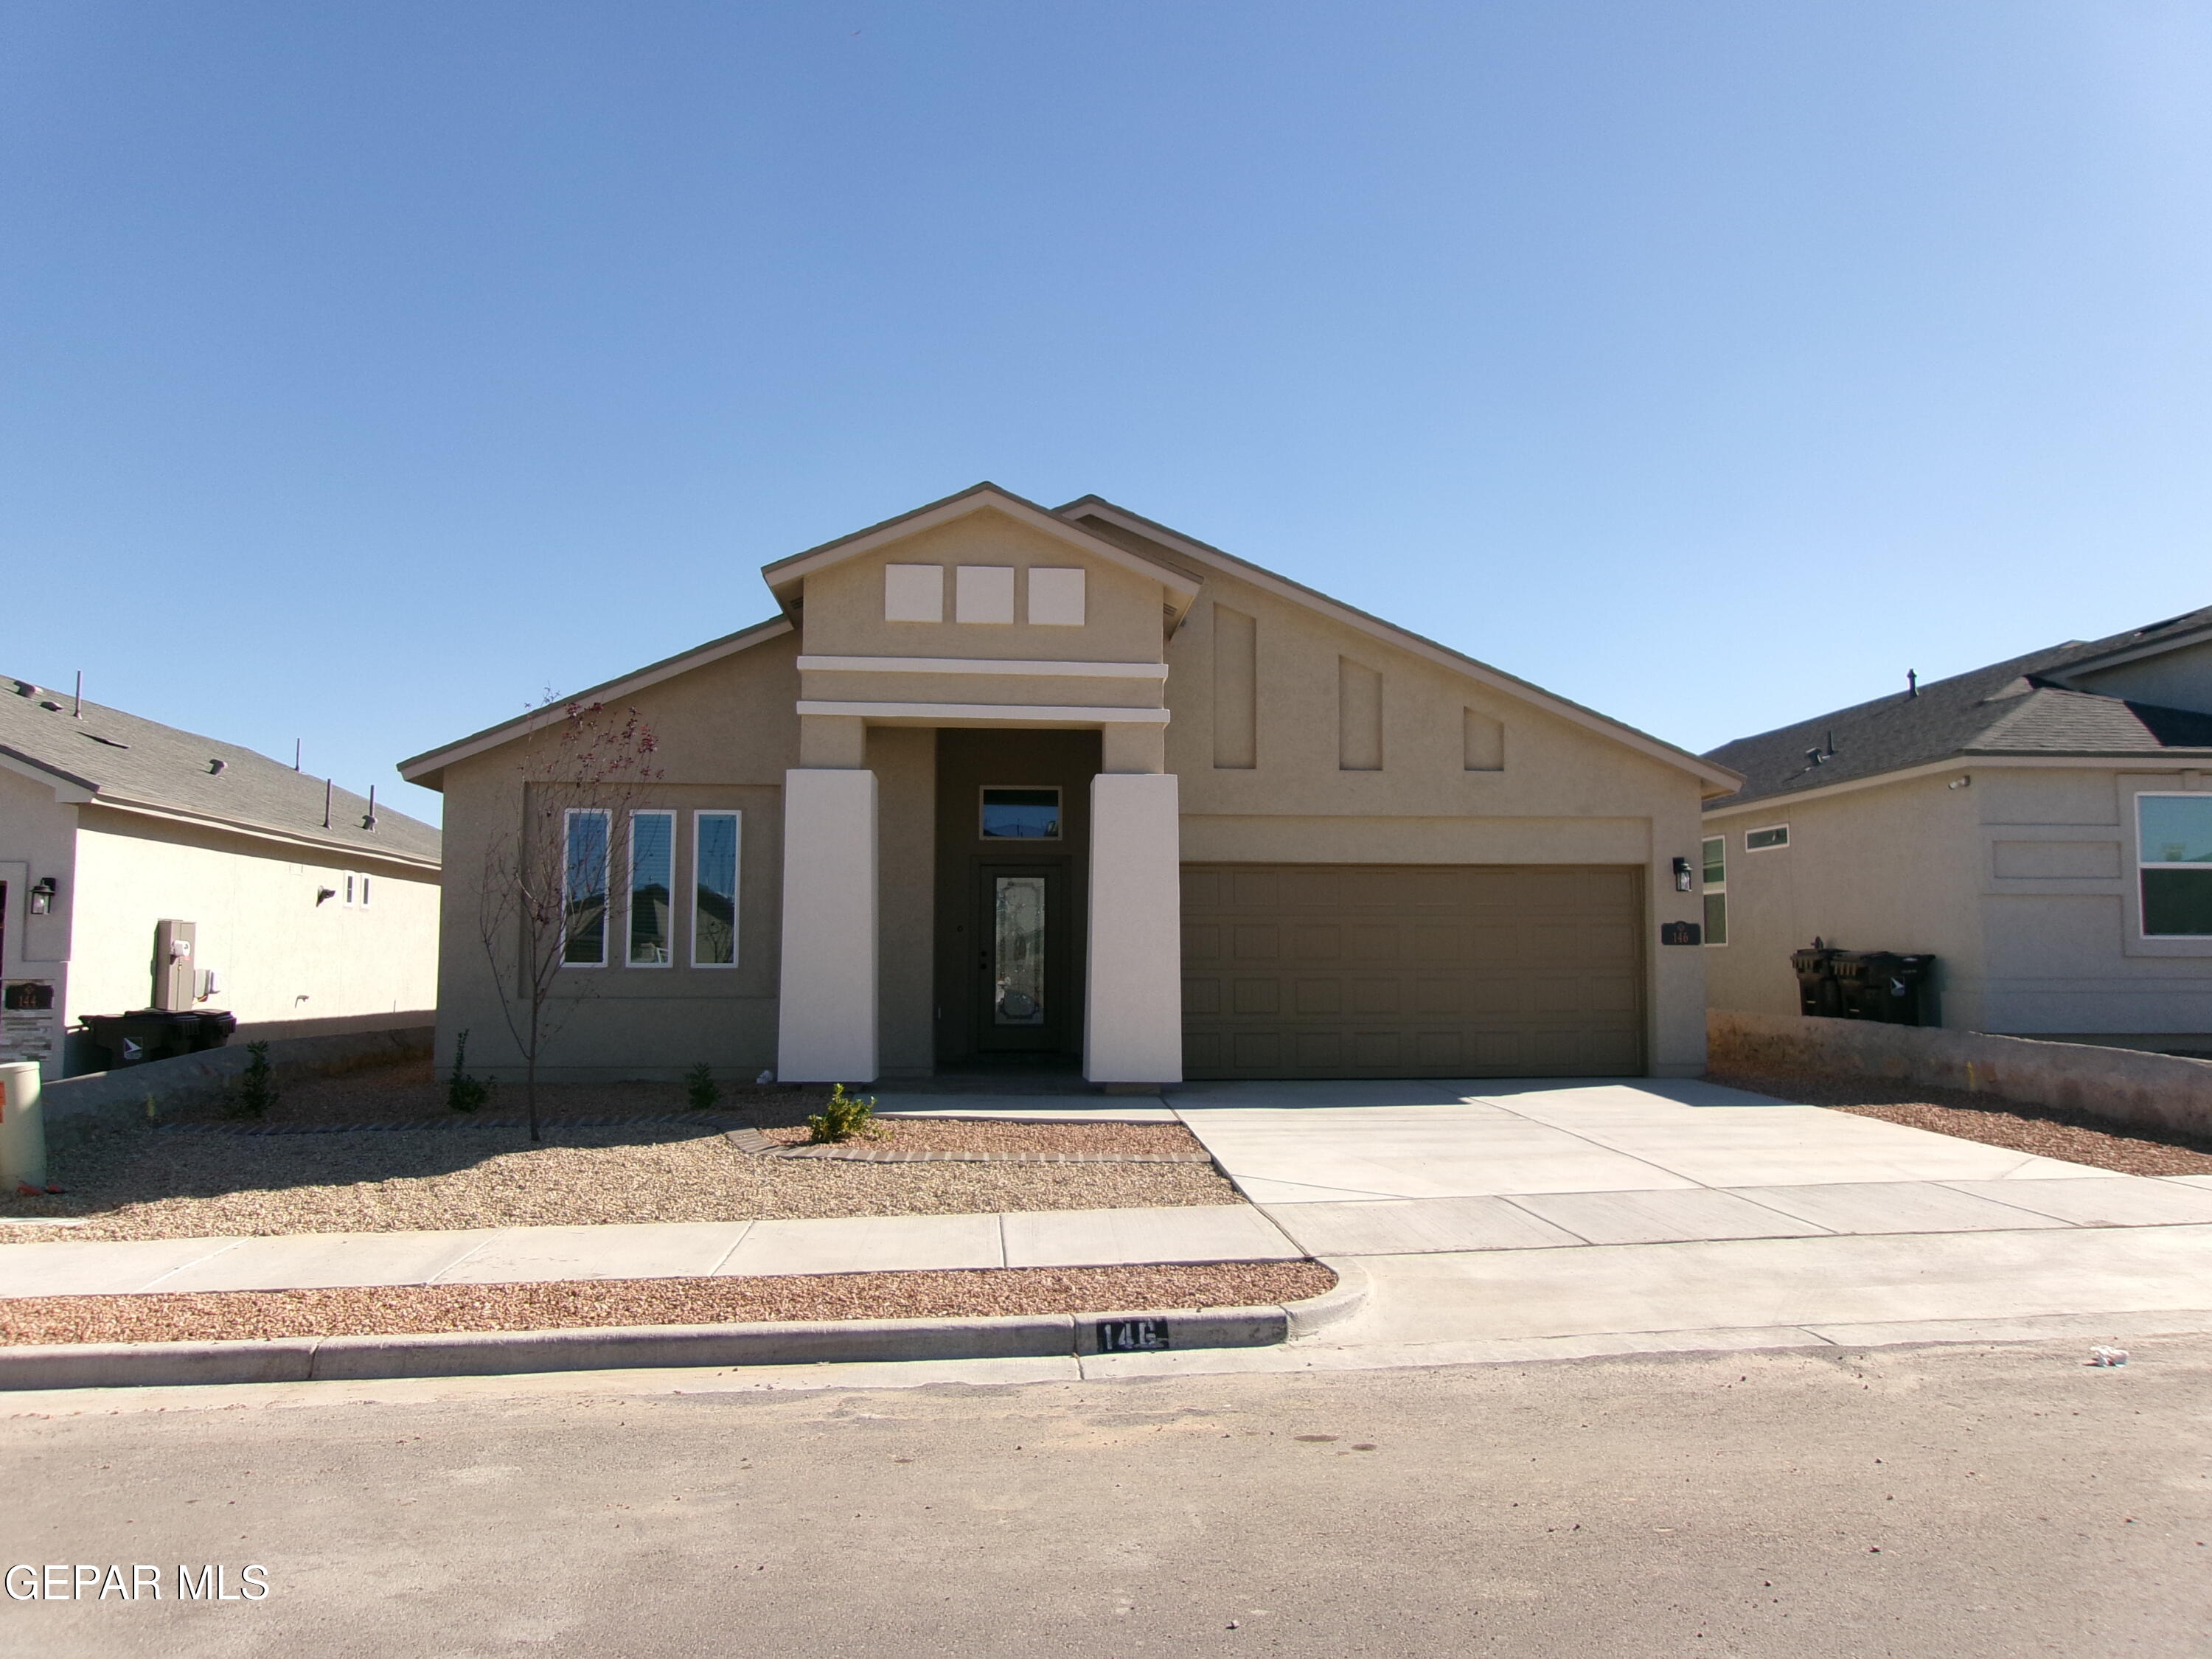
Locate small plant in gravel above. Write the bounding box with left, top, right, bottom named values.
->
left=806, top=1082, right=879, bottom=1144
left=684, top=1062, right=720, bottom=1111
left=230, top=1042, right=276, bottom=1119
left=447, top=1030, right=492, bottom=1114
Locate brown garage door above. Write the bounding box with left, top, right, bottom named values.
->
left=1180, top=864, right=1645, bottom=1079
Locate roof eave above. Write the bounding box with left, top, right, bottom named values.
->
left=759, top=482, right=1201, bottom=619
left=397, top=616, right=796, bottom=787
left=1057, top=496, right=1744, bottom=793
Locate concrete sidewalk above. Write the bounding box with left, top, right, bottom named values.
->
left=0, top=1205, right=1300, bottom=1298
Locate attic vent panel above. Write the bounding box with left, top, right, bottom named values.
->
left=1212, top=606, right=1257, bottom=770
left=883, top=563, right=944, bottom=624
left=955, top=566, right=1015, bottom=625
left=1463, top=709, right=1504, bottom=772
left=1026, top=567, right=1085, bottom=627
left=1338, top=659, right=1383, bottom=771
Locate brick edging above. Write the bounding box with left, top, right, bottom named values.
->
left=722, top=1127, right=1215, bottom=1165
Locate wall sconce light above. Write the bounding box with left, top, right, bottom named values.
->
left=28, top=877, right=58, bottom=916
left=1671, top=857, right=1693, bottom=893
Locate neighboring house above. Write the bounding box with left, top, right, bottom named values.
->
left=1700, top=606, right=2212, bottom=1051
left=0, top=677, right=442, bottom=1078
left=401, top=483, right=1740, bottom=1087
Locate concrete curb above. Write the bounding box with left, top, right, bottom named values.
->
left=0, top=1269, right=1363, bottom=1391
left=1284, top=1258, right=1371, bottom=1340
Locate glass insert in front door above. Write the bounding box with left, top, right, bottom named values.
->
left=992, top=875, right=1048, bottom=1026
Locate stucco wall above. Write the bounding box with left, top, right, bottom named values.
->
left=67, top=807, right=439, bottom=1044
left=1711, top=1009, right=2212, bottom=1139
left=422, top=521, right=1723, bottom=1081
left=796, top=508, right=1168, bottom=667
left=1165, top=576, right=1714, bottom=1076
left=0, top=765, right=82, bottom=1074
left=1705, top=764, right=2212, bottom=1040
left=431, top=636, right=799, bottom=1082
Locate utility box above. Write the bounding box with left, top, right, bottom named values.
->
left=153, top=919, right=197, bottom=1011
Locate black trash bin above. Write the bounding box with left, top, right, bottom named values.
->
left=1790, top=944, right=1842, bottom=1018
left=1834, top=953, right=1935, bottom=1026
left=186, top=1010, right=238, bottom=1051
left=78, top=1009, right=206, bottom=1068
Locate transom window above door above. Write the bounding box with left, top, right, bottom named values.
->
left=980, top=787, right=1061, bottom=840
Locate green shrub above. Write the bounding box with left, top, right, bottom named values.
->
left=684, top=1061, right=720, bottom=1111
left=805, top=1082, right=878, bottom=1144
left=447, top=1029, right=492, bottom=1114
left=231, top=1041, right=276, bottom=1119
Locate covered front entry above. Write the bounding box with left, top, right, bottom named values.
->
left=933, top=729, right=1096, bottom=1068
left=1180, top=863, right=1646, bottom=1079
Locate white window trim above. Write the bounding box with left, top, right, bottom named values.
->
left=1745, top=824, right=1791, bottom=851
left=978, top=785, right=1062, bottom=842
left=1700, top=835, right=1728, bottom=947
left=561, top=807, right=611, bottom=969
left=2135, top=792, right=2212, bottom=940
left=625, top=810, right=677, bottom=968
left=691, top=810, right=742, bottom=970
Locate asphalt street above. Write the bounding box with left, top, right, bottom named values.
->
left=2, top=1336, right=2208, bottom=1658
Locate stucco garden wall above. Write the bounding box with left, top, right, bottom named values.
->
left=1710, top=1009, right=2212, bottom=1139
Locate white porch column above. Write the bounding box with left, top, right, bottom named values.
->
left=1085, top=771, right=1183, bottom=1084
left=776, top=768, right=878, bottom=1082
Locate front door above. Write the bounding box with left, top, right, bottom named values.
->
left=973, top=859, right=1071, bottom=1054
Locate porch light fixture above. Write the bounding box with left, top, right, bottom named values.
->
left=28, top=877, right=57, bottom=916
left=1671, top=857, right=1693, bottom=893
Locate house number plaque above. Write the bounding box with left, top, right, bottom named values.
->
left=1096, top=1317, right=1170, bottom=1352
left=1659, top=922, right=1702, bottom=946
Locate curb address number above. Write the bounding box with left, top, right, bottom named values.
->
left=1096, top=1317, right=1170, bottom=1352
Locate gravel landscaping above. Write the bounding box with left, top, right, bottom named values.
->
left=0, top=1122, right=1237, bottom=1245
left=0, top=1060, right=1234, bottom=1242
left=0, top=1261, right=1336, bottom=1346
left=1707, top=1066, right=2212, bottom=1176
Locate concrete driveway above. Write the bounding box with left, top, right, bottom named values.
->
left=1166, top=1077, right=2212, bottom=1359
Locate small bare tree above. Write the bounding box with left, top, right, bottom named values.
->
left=476, top=700, right=663, bottom=1141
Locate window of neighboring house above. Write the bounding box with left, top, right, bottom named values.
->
left=693, top=811, right=741, bottom=968
left=340, top=872, right=372, bottom=908
left=1701, top=835, right=1728, bottom=946
left=980, top=787, right=1060, bottom=840
left=1746, top=825, right=1790, bottom=851
left=2138, top=794, right=2212, bottom=937
left=563, top=808, right=611, bottom=966
left=628, top=811, right=675, bottom=966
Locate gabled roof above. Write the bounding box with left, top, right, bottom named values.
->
left=400, top=484, right=1745, bottom=798
left=1, top=675, right=439, bottom=868
left=397, top=617, right=794, bottom=789
left=1703, top=604, right=2212, bottom=812
left=1056, top=495, right=1745, bottom=795
left=760, top=481, right=1201, bottom=623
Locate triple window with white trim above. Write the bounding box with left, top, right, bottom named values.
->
left=2138, top=794, right=2212, bottom=938
left=563, top=809, right=611, bottom=966
left=628, top=811, right=675, bottom=966
left=693, top=812, right=741, bottom=967
left=565, top=807, right=742, bottom=967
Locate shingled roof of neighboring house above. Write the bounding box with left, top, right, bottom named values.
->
left=1703, top=605, right=2212, bottom=812
left=0, top=676, right=440, bottom=868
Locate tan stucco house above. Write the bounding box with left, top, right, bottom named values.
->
left=0, top=677, right=442, bottom=1078
left=1701, top=605, right=2212, bottom=1051
left=402, top=484, right=1739, bottom=1087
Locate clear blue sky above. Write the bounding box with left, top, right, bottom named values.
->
left=7, top=2, right=2208, bottom=827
